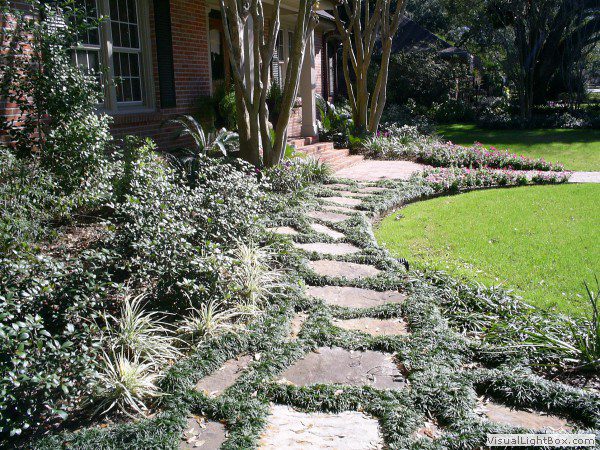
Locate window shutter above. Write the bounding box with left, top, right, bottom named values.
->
left=153, top=0, right=176, bottom=108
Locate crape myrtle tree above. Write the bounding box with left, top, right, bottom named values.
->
left=332, top=0, right=408, bottom=133
left=219, top=0, right=318, bottom=167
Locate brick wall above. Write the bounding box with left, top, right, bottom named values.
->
left=110, top=0, right=211, bottom=148
left=2, top=1, right=325, bottom=149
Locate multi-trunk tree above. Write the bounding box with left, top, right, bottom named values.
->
left=219, top=0, right=317, bottom=167
left=332, top=0, right=407, bottom=133
left=485, top=0, right=600, bottom=118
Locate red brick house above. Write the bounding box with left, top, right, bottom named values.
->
left=2, top=0, right=348, bottom=156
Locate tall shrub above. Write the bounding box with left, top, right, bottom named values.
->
left=0, top=0, right=112, bottom=198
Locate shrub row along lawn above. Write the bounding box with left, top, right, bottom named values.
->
left=375, top=183, right=600, bottom=317
left=436, top=123, right=600, bottom=171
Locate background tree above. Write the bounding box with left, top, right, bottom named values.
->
left=219, top=0, right=317, bottom=167
left=332, top=0, right=407, bottom=132
left=476, top=0, right=600, bottom=117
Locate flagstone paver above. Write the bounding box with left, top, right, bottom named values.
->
left=335, top=160, right=427, bottom=181
left=333, top=317, right=409, bottom=336
left=288, top=312, right=309, bottom=340
left=309, top=223, right=345, bottom=240
left=306, top=210, right=350, bottom=223
left=266, top=226, right=298, bottom=235
left=336, top=190, right=370, bottom=198
left=321, top=204, right=358, bottom=214
left=325, top=183, right=355, bottom=190
left=258, top=404, right=384, bottom=449
left=293, top=242, right=361, bottom=256
left=358, top=186, right=388, bottom=193
left=180, top=416, right=227, bottom=449
left=569, top=171, right=600, bottom=183
left=307, top=285, right=406, bottom=307
left=482, top=402, right=572, bottom=431
left=195, top=355, right=253, bottom=397
left=279, top=346, right=405, bottom=389
left=322, top=196, right=363, bottom=207
left=309, top=260, right=381, bottom=279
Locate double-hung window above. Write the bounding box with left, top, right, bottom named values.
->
left=73, top=0, right=153, bottom=112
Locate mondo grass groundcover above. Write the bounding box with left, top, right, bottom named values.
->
left=33, top=175, right=599, bottom=449
left=375, top=183, right=600, bottom=317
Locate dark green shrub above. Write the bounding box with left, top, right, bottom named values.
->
left=0, top=1, right=113, bottom=200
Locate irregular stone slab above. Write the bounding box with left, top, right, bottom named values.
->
left=358, top=186, right=388, bottom=193
left=335, top=160, right=426, bottom=181
left=325, top=183, right=354, bottom=190
left=259, top=404, right=384, bottom=449
left=337, top=190, right=370, bottom=198
left=333, top=317, right=409, bottom=336
left=323, top=196, right=363, bottom=206
left=289, top=312, right=308, bottom=340
left=293, top=242, right=360, bottom=256
left=309, top=260, right=381, bottom=279
left=266, top=226, right=298, bottom=235
left=482, top=402, right=572, bottom=431
left=195, top=355, right=253, bottom=396
left=306, top=210, right=350, bottom=223
left=180, top=416, right=227, bottom=449
left=321, top=204, right=358, bottom=214
left=307, top=285, right=405, bottom=308
left=279, top=346, right=405, bottom=389
left=310, top=223, right=345, bottom=240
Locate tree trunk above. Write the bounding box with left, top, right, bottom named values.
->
left=333, top=0, right=406, bottom=134
left=219, top=0, right=316, bottom=168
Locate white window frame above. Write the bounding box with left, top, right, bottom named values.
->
left=74, top=0, right=155, bottom=113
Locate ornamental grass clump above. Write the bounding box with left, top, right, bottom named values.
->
left=177, top=299, right=240, bottom=344
left=101, top=293, right=182, bottom=368
left=228, top=242, right=285, bottom=312
left=91, top=351, right=161, bottom=417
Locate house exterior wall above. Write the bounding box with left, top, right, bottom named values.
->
left=2, top=1, right=328, bottom=148
left=109, top=0, right=210, bottom=148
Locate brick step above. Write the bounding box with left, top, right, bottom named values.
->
left=329, top=154, right=365, bottom=171
left=288, top=136, right=318, bottom=148
left=296, top=142, right=336, bottom=155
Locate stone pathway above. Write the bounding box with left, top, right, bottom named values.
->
left=195, top=355, right=253, bottom=397
left=309, top=223, right=345, bottom=240
left=322, top=196, right=363, bottom=207
left=309, top=259, right=381, bottom=279
left=181, top=416, right=227, bottom=449
left=569, top=171, right=600, bottom=183
left=306, top=210, right=350, bottom=223
left=307, top=285, right=406, bottom=308
left=333, top=317, right=409, bottom=336
left=480, top=401, right=572, bottom=431
left=334, top=159, right=600, bottom=183
left=211, top=181, right=585, bottom=448
left=293, top=242, right=360, bottom=256
left=258, top=405, right=384, bottom=449
left=335, top=160, right=427, bottom=181
left=279, top=347, right=405, bottom=389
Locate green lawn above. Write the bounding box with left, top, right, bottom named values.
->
left=436, top=123, right=600, bottom=171
left=375, top=184, right=600, bottom=317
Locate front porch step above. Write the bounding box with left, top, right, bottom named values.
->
left=289, top=140, right=365, bottom=171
